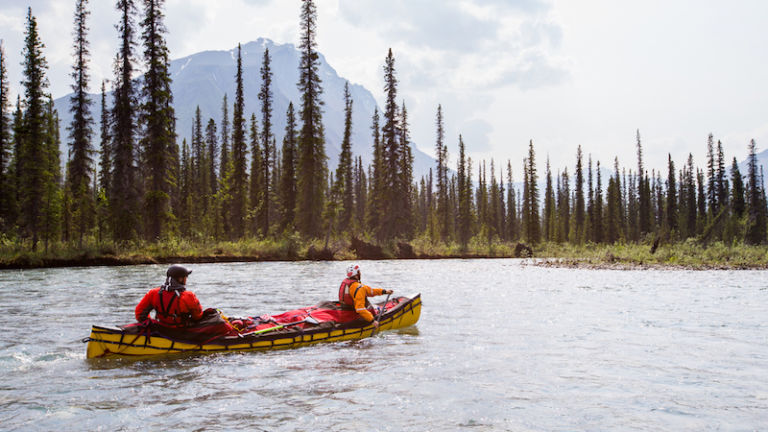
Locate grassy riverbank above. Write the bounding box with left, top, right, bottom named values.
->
left=535, top=241, right=768, bottom=269
left=1, top=235, right=767, bottom=269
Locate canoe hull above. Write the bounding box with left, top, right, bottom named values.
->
left=86, top=293, right=421, bottom=359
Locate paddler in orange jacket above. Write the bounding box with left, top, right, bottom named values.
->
left=338, top=263, right=393, bottom=327
left=135, top=264, right=204, bottom=327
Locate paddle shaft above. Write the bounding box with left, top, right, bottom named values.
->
left=372, top=293, right=392, bottom=336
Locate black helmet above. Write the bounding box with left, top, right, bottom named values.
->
left=166, top=264, right=192, bottom=282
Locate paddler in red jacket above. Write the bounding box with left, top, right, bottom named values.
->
left=135, top=264, right=204, bottom=327
left=338, top=263, right=393, bottom=327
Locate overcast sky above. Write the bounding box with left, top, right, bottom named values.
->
left=2, top=0, right=767, bottom=176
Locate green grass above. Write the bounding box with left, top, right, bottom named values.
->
left=535, top=240, right=768, bottom=269
left=1, top=233, right=767, bottom=269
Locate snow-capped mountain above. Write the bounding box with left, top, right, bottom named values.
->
left=54, top=38, right=435, bottom=178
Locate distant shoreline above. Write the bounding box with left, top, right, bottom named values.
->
left=533, top=257, right=768, bottom=271
left=0, top=252, right=521, bottom=270
left=2, top=239, right=767, bottom=270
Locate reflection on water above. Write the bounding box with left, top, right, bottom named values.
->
left=0, top=260, right=767, bottom=430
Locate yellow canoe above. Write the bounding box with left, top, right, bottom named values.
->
left=85, top=293, right=421, bottom=359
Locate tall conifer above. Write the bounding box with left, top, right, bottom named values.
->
left=523, top=140, right=540, bottom=243
left=0, top=41, right=11, bottom=228
left=730, top=157, right=745, bottom=218
left=666, top=154, right=677, bottom=233
left=573, top=145, right=585, bottom=242
left=706, top=133, right=717, bottom=214
left=41, top=98, right=62, bottom=251
left=745, top=139, right=766, bottom=244
left=139, top=0, right=176, bottom=240
left=637, top=130, right=651, bottom=236
left=67, top=0, right=95, bottom=245
left=594, top=160, right=603, bottom=243
left=366, top=107, right=382, bottom=232
left=279, top=102, right=297, bottom=231
left=258, top=47, right=273, bottom=235
left=295, top=0, right=327, bottom=237
left=331, top=82, right=354, bottom=232
left=558, top=169, right=570, bottom=243
left=716, top=140, right=728, bottom=211
left=398, top=101, right=414, bottom=238
left=543, top=157, right=555, bottom=241
left=457, top=135, right=471, bottom=247
left=377, top=48, right=410, bottom=240
left=18, top=8, right=51, bottom=249
left=435, top=104, right=450, bottom=241
left=111, top=0, right=139, bottom=242
left=229, top=44, right=248, bottom=238
left=248, top=113, right=262, bottom=236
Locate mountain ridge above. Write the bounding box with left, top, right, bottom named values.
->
left=54, top=37, right=435, bottom=178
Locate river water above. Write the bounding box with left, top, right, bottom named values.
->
left=0, top=259, right=766, bottom=431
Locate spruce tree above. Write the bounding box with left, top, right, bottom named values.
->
left=543, top=157, right=555, bottom=241
left=697, top=168, right=706, bottom=233
left=477, top=162, right=488, bottom=236
left=637, top=130, right=651, bottom=236
left=716, top=141, right=728, bottom=209
left=258, top=47, right=273, bottom=235
left=666, top=154, right=678, bottom=233
left=66, top=0, right=95, bottom=245
left=685, top=155, right=697, bottom=238
left=745, top=139, right=766, bottom=244
left=178, top=138, right=191, bottom=237
left=229, top=44, right=248, bottom=238
left=0, top=41, right=11, bottom=229
left=627, top=171, right=639, bottom=241
left=654, top=170, right=663, bottom=229
left=9, top=96, right=23, bottom=229
left=457, top=135, right=471, bottom=247
left=605, top=168, right=620, bottom=243
left=332, top=82, right=354, bottom=233
left=524, top=140, right=540, bottom=243
left=365, top=107, right=382, bottom=233
left=219, top=93, right=230, bottom=177
left=111, top=0, right=139, bottom=242
left=377, top=48, right=402, bottom=241
left=18, top=8, right=51, bottom=249
left=506, top=161, right=517, bottom=241
left=218, top=93, right=230, bottom=237
left=594, top=160, right=603, bottom=243
left=41, top=98, right=62, bottom=251
left=248, top=113, right=262, bottom=236
left=489, top=160, right=501, bottom=239
left=205, top=118, right=217, bottom=195
left=279, top=102, right=297, bottom=231
left=97, top=82, right=110, bottom=197
left=295, top=0, right=327, bottom=237
left=730, top=157, right=745, bottom=218
left=706, top=133, right=717, bottom=214
left=558, top=169, right=570, bottom=243
left=352, top=155, right=366, bottom=232
left=573, top=145, right=585, bottom=242
left=435, top=104, right=450, bottom=241
left=139, top=0, right=176, bottom=240
left=397, top=101, right=414, bottom=238
left=586, top=155, right=594, bottom=242
left=96, top=80, right=110, bottom=242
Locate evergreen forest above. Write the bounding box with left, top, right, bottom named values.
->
left=1, top=0, right=768, bottom=267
